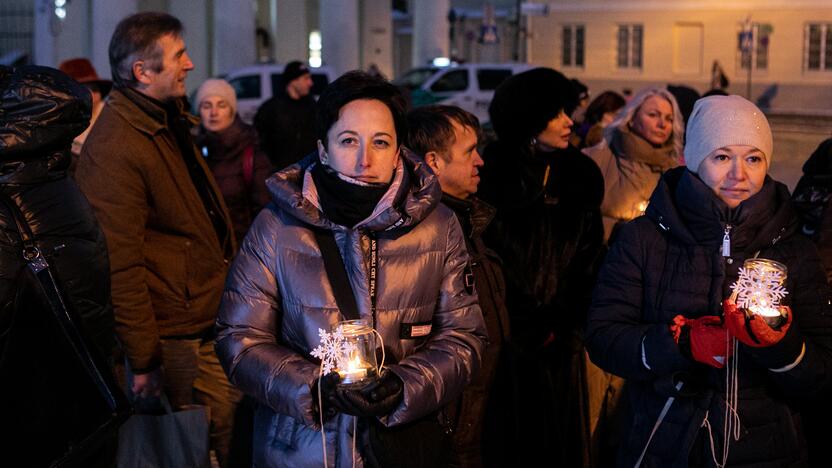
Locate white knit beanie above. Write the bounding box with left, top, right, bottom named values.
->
left=195, top=79, right=237, bottom=115
left=684, top=95, right=773, bottom=173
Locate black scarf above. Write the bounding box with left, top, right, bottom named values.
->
left=311, top=163, right=389, bottom=228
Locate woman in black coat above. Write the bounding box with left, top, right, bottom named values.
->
left=586, top=95, right=832, bottom=467
left=477, top=67, right=605, bottom=467
left=0, top=65, right=118, bottom=466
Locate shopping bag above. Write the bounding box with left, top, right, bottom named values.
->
left=117, top=396, right=210, bottom=468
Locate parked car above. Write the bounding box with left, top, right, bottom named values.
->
left=393, top=62, right=532, bottom=123
left=224, top=63, right=336, bottom=123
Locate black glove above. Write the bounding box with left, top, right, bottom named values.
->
left=360, top=370, right=404, bottom=406
left=316, top=371, right=404, bottom=418
left=312, top=372, right=341, bottom=423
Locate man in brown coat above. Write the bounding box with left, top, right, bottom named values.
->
left=76, top=12, right=239, bottom=466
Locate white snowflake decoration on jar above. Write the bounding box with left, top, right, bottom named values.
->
left=310, top=320, right=379, bottom=384
left=310, top=326, right=357, bottom=375
left=730, top=258, right=788, bottom=319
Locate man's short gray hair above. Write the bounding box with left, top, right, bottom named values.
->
left=108, top=12, right=183, bottom=89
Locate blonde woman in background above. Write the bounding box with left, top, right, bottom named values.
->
left=584, top=87, right=684, bottom=243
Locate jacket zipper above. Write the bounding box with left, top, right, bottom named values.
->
left=722, top=224, right=732, bottom=257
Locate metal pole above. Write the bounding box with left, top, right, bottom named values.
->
left=514, top=0, right=522, bottom=61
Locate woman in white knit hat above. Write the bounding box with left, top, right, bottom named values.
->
left=195, top=78, right=273, bottom=243
left=585, top=95, right=832, bottom=467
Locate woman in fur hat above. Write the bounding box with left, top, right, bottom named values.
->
left=477, top=67, right=605, bottom=467
left=583, top=87, right=685, bottom=243
left=586, top=95, right=832, bottom=467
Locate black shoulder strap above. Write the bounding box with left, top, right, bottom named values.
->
left=313, top=229, right=361, bottom=321
left=0, top=192, right=128, bottom=413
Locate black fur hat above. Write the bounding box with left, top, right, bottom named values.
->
left=488, top=67, right=578, bottom=145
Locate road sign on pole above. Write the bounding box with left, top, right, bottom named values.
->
left=741, top=15, right=753, bottom=99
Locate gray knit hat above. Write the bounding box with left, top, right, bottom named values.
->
left=684, top=95, right=772, bottom=173
left=195, top=78, right=237, bottom=115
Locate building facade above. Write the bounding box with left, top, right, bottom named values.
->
left=529, top=0, right=832, bottom=114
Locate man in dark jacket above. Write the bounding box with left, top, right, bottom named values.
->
left=253, top=60, right=317, bottom=170
left=76, top=12, right=239, bottom=466
left=407, top=105, right=512, bottom=467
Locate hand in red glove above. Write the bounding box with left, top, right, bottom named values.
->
left=723, top=299, right=792, bottom=348
left=670, top=315, right=733, bottom=368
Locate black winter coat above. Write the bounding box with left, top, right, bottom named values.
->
left=0, top=65, right=113, bottom=356
left=0, top=65, right=117, bottom=467
left=479, top=141, right=605, bottom=344
left=441, top=193, right=512, bottom=466
left=587, top=167, right=832, bottom=467
left=478, top=141, right=605, bottom=465
left=253, top=92, right=317, bottom=170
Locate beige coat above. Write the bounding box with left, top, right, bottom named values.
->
left=584, top=126, right=678, bottom=241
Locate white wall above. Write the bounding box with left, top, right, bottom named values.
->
left=275, top=0, right=308, bottom=64
left=362, top=0, right=394, bottom=77
left=320, top=0, right=360, bottom=76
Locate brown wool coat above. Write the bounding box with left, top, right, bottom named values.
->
left=77, top=88, right=236, bottom=371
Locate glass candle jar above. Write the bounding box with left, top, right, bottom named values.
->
left=334, top=320, right=379, bottom=385
left=735, top=258, right=789, bottom=329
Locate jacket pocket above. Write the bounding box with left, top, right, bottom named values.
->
left=143, top=232, right=187, bottom=302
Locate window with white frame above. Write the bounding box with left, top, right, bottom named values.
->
left=562, top=25, right=585, bottom=68
left=805, top=23, right=832, bottom=71
left=737, top=23, right=771, bottom=71
left=617, top=24, right=643, bottom=69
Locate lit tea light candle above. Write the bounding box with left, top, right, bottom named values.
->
left=338, top=355, right=370, bottom=384
left=748, top=304, right=780, bottom=317
left=731, top=258, right=789, bottom=329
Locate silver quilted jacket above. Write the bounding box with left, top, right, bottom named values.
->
left=216, top=149, right=487, bottom=467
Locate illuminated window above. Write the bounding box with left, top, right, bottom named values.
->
left=562, top=25, right=585, bottom=68
left=617, top=24, right=643, bottom=69
left=805, top=23, right=832, bottom=71
left=309, top=30, right=321, bottom=68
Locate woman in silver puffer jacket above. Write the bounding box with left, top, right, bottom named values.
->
left=215, top=71, right=487, bottom=467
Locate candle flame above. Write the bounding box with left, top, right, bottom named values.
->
left=347, top=355, right=363, bottom=370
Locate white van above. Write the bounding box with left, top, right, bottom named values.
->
left=393, top=62, right=532, bottom=123
left=224, top=64, right=336, bottom=124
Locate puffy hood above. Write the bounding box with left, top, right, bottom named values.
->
left=0, top=65, right=91, bottom=160
left=267, top=146, right=441, bottom=233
